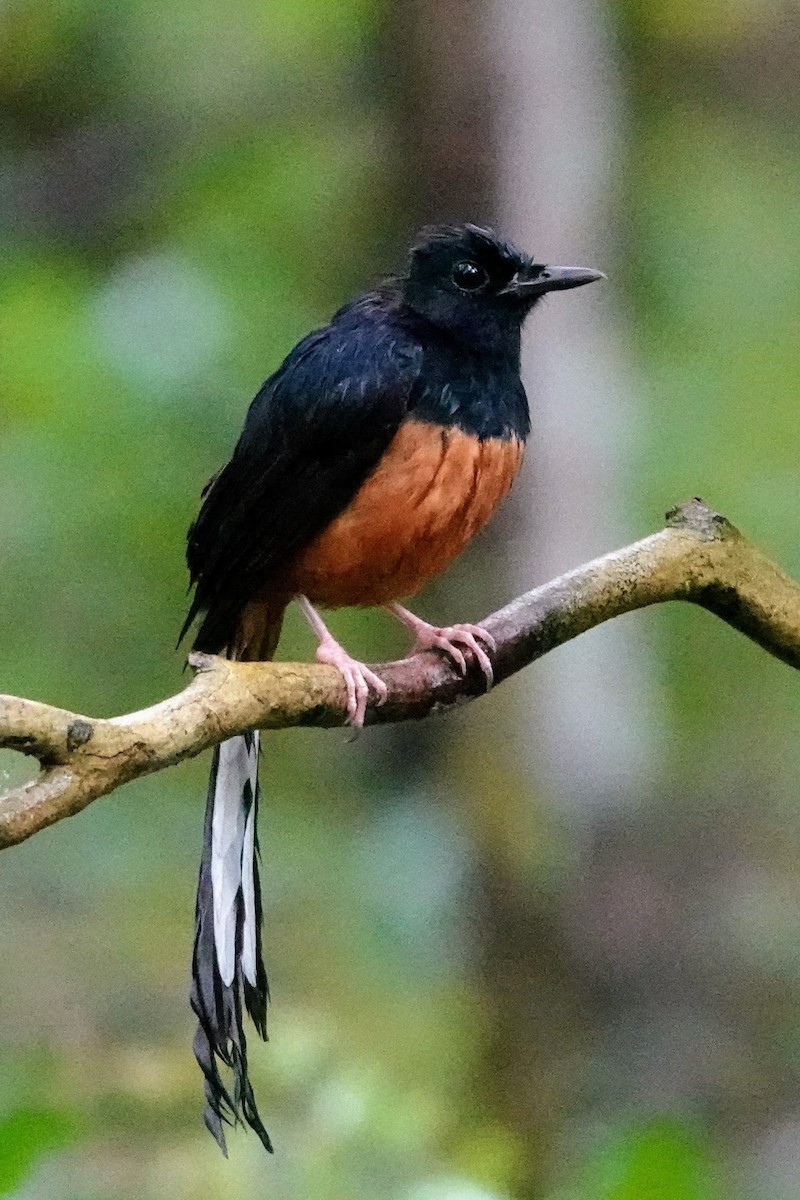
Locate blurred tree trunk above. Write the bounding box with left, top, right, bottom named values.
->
left=380, top=2, right=658, bottom=1194
left=381, top=0, right=496, bottom=233
left=473, top=3, right=659, bottom=1193
left=376, top=4, right=618, bottom=1195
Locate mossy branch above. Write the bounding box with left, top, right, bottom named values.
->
left=1, top=498, right=798, bottom=849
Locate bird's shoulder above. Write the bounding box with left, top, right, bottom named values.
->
left=327, top=284, right=531, bottom=443
left=236, top=285, right=424, bottom=457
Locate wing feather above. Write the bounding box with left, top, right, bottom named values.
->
left=182, top=301, right=421, bottom=652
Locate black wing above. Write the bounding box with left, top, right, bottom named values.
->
left=182, top=300, right=421, bottom=652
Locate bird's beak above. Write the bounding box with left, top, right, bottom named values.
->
left=500, top=263, right=605, bottom=297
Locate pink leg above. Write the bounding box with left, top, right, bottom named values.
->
left=386, top=602, right=496, bottom=687
left=298, top=596, right=388, bottom=728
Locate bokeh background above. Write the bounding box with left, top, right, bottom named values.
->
left=2, top=1, right=800, bottom=1196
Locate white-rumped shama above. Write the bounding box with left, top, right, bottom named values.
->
left=181, top=223, right=602, bottom=1153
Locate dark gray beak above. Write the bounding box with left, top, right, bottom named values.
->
left=500, top=263, right=605, bottom=298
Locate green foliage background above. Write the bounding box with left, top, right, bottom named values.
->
left=1, top=1, right=800, bottom=1197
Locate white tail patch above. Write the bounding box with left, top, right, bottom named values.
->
left=240, top=796, right=258, bottom=986
left=211, top=733, right=259, bottom=987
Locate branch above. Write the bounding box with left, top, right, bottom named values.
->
left=1, top=499, right=799, bottom=850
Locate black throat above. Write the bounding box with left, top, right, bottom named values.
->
left=403, top=310, right=530, bottom=442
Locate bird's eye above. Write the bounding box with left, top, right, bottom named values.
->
left=451, top=260, right=488, bottom=291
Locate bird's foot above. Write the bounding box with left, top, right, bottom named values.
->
left=314, top=637, right=388, bottom=728
left=298, top=595, right=387, bottom=726
left=386, top=603, right=496, bottom=687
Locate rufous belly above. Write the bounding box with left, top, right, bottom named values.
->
left=285, top=419, right=524, bottom=607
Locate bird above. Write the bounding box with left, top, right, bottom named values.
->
left=180, top=223, right=602, bottom=1153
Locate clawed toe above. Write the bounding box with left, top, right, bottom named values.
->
left=414, top=623, right=495, bottom=688
left=385, top=603, right=497, bottom=690
left=298, top=596, right=387, bottom=728
left=316, top=643, right=387, bottom=727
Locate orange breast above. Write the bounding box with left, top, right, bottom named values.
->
left=286, top=419, right=524, bottom=607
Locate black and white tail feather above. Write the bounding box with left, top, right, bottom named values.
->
left=190, top=730, right=273, bottom=1154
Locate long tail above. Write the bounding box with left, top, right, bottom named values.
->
left=190, top=730, right=272, bottom=1154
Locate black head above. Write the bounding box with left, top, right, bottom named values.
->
left=400, top=223, right=602, bottom=355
